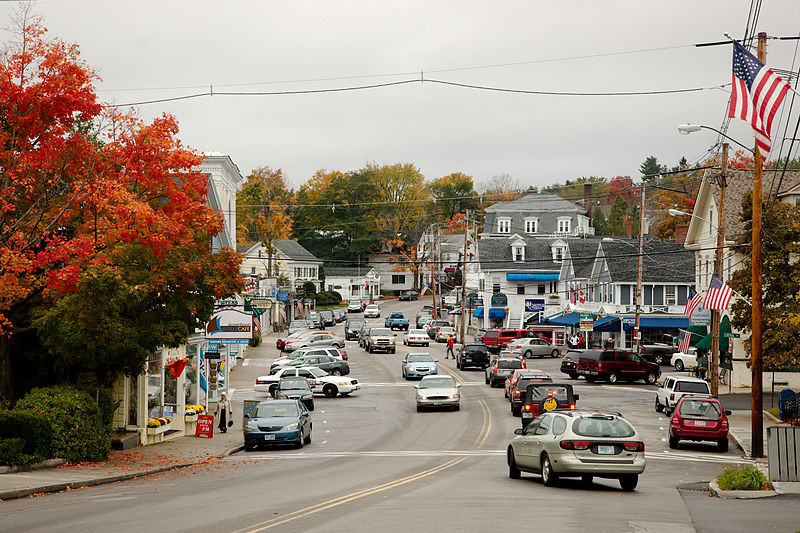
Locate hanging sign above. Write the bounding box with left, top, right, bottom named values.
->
left=195, top=414, right=214, bottom=438
left=490, top=293, right=507, bottom=307
left=276, top=291, right=290, bottom=302
left=249, top=297, right=273, bottom=310
left=205, top=309, right=252, bottom=341
left=580, top=314, right=594, bottom=331
left=524, top=299, right=546, bottom=313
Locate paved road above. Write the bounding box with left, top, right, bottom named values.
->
left=1, top=299, right=793, bottom=533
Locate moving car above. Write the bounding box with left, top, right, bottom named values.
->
left=254, top=366, right=325, bottom=396
left=284, top=331, right=345, bottom=352
left=319, top=310, right=335, bottom=327
left=402, top=353, right=438, bottom=379
left=399, top=290, right=419, bottom=301
left=510, top=374, right=554, bottom=416
left=358, top=325, right=372, bottom=348
left=385, top=313, right=410, bottom=330
left=364, top=304, right=381, bottom=318
left=670, top=347, right=699, bottom=372
left=520, top=383, right=578, bottom=428
left=255, top=366, right=359, bottom=398
left=639, top=343, right=677, bottom=365
left=344, top=318, right=365, bottom=340
left=348, top=299, right=362, bottom=313
left=508, top=337, right=560, bottom=358
left=415, top=375, right=461, bottom=411
left=482, top=329, right=538, bottom=354
left=404, top=328, right=431, bottom=347
left=436, top=326, right=456, bottom=343
left=456, top=342, right=490, bottom=370
left=507, top=410, right=646, bottom=491
left=275, top=376, right=315, bottom=411
left=669, top=396, right=731, bottom=451
left=427, top=320, right=451, bottom=340
left=243, top=400, right=311, bottom=450
left=365, top=327, right=396, bottom=353
left=415, top=313, right=432, bottom=329
left=559, top=350, right=582, bottom=379
left=284, top=354, right=350, bottom=376
left=655, top=376, right=711, bottom=414
left=575, top=350, right=660, bottom=384
left=485, top=356, right=526, bottom=387
left=504, top=368, right=540, bottom=398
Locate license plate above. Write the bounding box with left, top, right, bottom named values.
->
left=597, top=445, right=615, bottom=455
left=433, top=401, right=442, bottom=406
left=694, top=420, right=707, bottom=427
left=522, top=412, right=533, bottom=418
left=264, top=434, right=275, bottom=440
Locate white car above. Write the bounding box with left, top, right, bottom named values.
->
left=255, top=366, right=360, bottom=398
left=670, top=348, right=698, bottom=372
left=404, top=329, right=431, bottom=347
left=655, top=376, right=711, bottom=414
left=436, top=326, right=456, bottom=343
left=364, top=304, right=381, bottom=318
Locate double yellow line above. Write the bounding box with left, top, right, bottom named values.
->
left=235, top=458, right=465, bottom=532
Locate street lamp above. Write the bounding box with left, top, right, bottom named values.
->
left=678, top=124, right=754, bottom=154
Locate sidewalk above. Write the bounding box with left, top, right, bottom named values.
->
left=0, top=329, right=283, bottom=502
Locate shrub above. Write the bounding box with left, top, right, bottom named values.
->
left=250, top=330, right=262, bottom=347
left=0, top=438, right=25, bottom=465
left=716, top=465, right=772, bottom=491
left=0, top=409, right=52, bottom=459
left=328, top=290, right=342, bottom=304
left=15, top=385, right=110, bottom=463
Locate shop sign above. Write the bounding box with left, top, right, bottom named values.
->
left=524, top=299, right=546, bottom=313
left=205, top=309, right=252, bottom=340
left=195, top=414, right=214, bottom=438
left=490, top=293, right=507, bottom=307
left=276, top=291, right=290, bottom=302
left=470, top=297, right=483, bottom=308
left=690, top=308, right=712, bottom=326
left=218, top=297, right=238, bottom=308
left=580, top=314, right=593, bottom=331
left=249, top=297, right=273, bottom=310
left=209, top=338, right=250, bottom=346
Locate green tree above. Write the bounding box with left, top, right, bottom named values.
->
left=592, top=207, right=609, bottom=236
left=640, top=156, right=666, bottom=183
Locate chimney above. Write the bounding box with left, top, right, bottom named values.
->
left=584, top=183, right=593, bottom=226
left=625, top=217, right=632, bottom=237
left=674, top=224, right=689, bottom=244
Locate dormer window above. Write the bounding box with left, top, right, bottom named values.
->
left=497, top=217, right=511, bottom=234
left=513, top=245, right=525, bottom=262
left=557, top=217, right=571, bottom=234
left=524, top=217, right=538, bottom=234
left=553, top=246, right=564, bottom=261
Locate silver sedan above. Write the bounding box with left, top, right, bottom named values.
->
left=415, top=375, right=461, bottom=411
left=508, top=338, right=560, bottom=358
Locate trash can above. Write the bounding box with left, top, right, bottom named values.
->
left=767, top=425, right=800, bottom=482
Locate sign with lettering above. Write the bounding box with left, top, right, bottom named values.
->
left=276, top=291, right=290, bottom=302
left=205, top=309, right=252, bottom=341
left=490, top=293, right=507, bottom=307
left=524, top=299, right=546, bottom=313
left=195, top=414, right=214, bottom=438
left=580, top=314, right=594, bottom=331
left=248, top=297, right=273, bottom=310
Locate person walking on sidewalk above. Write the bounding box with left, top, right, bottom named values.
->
left=215, top=392, right=233, bottom=434
left=446, top=334, right=455, bottom=359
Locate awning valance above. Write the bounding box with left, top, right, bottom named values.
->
left=593, top=316, right=620, bottom=332
left=506, top=272, right=560, bottom=281
left=488, top=308, right=506, bottom=319
left=545, top=311, right=581, bottom=327
left=473, top=307, right=484, bottom=318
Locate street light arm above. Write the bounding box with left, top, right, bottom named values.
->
left=677, top=124, right=754, bottom=154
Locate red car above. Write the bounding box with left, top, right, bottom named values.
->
left=482, top=329, right=538, bottom=354
left=669, top=396, right=731, bottom=452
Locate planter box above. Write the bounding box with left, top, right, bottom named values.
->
left=147, top=423, right=170, bottom=436
left=184, top=414, right=198, bottom=423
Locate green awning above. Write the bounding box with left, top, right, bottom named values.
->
left=694, top=317, right=731, bottom=350
left=673, top=325, right=707, bottom=346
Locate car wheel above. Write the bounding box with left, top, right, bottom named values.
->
left=645, top=371, right=658, bottom=385
left=244, top=443, right=256, bottom=451
left=308, top=401, right=315, bottom=411
left=569, top=373, right=578, bottom=380
left=585, top=376, right=597, bottom=383
left=524, top=350, right=532, bottom=359
left=416, top=405, right=422, bottom=412
left=295, top=436, right=304, bottom=449
left=620, top=474, right=638, bottom=491
left=581, top=474, right=593, bottom=484
left=541, top=454, right=558, bottom=486
left=654, top=353, right=664, bottom=365
left=304, top=432, right=312, bottom=445
left=453, top=404, right=460, bottom=411
left=511, top=405, right=520, bottom=417
left=368, top=346, right=373, bottom=353
left=331, top=369, right=342, bottom=376
left=508, top=448, right=521, bottom=479
left=391, top=349, right=396, bottom=354
left=668, top=436, right=679, bottom=449
left=323, top=384, right=338, bottom=398
left=269, top=384, right=277, bottom=397
left=551, top=349, right=559, bottom=358
left=718, top=438, right=729, bottom=452
left=674, top=359, right=685, bottom=372
left=655, top=397, right=664, bottom=412
left=607, top=371, right=619, bottom=384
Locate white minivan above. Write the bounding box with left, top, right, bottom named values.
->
left=655, top=376, right=711, bottom=414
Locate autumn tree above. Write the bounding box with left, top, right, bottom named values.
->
left=478, top=173, right=522, bottom=206
left=429, top=172, right=479, bottom=222
left=592, top=207, right=609, bottom=236
left=606, top=176, right=637, bottom=205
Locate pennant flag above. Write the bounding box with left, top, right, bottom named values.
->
left=678, top=330, right=691, bottom=355
left=684, top=287, right=703, bottom=317
left=729, top=40, right=792, bottom=159
left=703, top=275, right=734, bottom=310
left=167, top=357, right=189, bottom=378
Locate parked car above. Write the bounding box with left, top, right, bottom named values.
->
left=243, top=400, right=311, bottom=450
left=415, top=375, right=461, bottom=411
left=256, top=366, right=359, bottom=398
left=456, top=343, right=490, bottom=370
left=364, top=304, right=381, bottom=318
left=404, top=328, right=431, bottom=347
left=575, top=350, right=660, bottom=385
left=399, top=291, right=419, bottom=301
left=507, top=410, right=646, bottom=491
left=286, top=354, right=350, bottom=376
left=560, top=350, right=582, bottom=379
left=508, top=337, right=560, bottom=358
left=669, top=396, right=731, bottom=451
left=270, top=346, right=348, bottom=373
left=284, top=331, right=344, bottom=352
left=360, top=297, right=373, bottom=310
left=485, top=356, right=526, bottom=387
left=510, top=374, right=554, bottom=416
left=474, top=329, right=487, bottom=343
left=319, top=310, right=335, bottom=327
left=670, top=347, right=699, bottom=372
left=385, top=313, right=409, bottom=330
left=345, top=318, right=365, bottom=340
left=482, top=329, right=538, bottom=354
left=639, top=343, right=677, bottom=365
left=426, top=320, right=451, bottom=340
left=520, top=383, right=578, bottom=428
left=435, top=326, right=456, bottom=343
left=416, top=313, right=432, bottom=329
left=332, top=309, right=345, bottom=323
left=254, top=366, right=325, bottom=396
left=365, top=327, right=396, bottom=353
left=307, top=313, right=324, bottom=330
left=288, top=320, right=312, bottom=335
left=348, top=299, right=362, bottom=313
left=275, top=376, right=315, bottom=411
left=276, top=329, right=315, bottom=351
left=402, top=353, right=438, bottom=379
left=655, top=376, right=711, bottom=414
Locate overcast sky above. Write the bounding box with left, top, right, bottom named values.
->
left=4, top=1, right=799, bottom=189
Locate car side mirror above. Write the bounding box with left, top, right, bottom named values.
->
left=244, top=413, right=251, bottom=419
left=574, top=394, right=579, bottom=401
left=434, top=359, right=439, bottom=363
left=514, top=428, right=523, bottom=435
left=415, top=385, right=420, bottom=389
left=456, top=383, right=461, bottom=388
left=725, top=410, right=732, bottom=416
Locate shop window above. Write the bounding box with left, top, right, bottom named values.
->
left=517, top=285, right=525, bottom=295
left=147, top=351, right=163, bottom=418
left=665, top=285, right=677, bottom=306
left=185, top=344, right=199, bottom=406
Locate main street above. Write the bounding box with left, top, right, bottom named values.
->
left=0, top=299, right=788, bottom=533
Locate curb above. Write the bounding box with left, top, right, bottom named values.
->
left=728, top=428, right=749, bottom=456
left=709, top=479, right=779, bottom=499
left=0, top=459, right=65, bottom=474
left=221, top=445, right=244, bottom=456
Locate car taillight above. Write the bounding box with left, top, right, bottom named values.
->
left=524, top=404, right=531, bottom=411
left=493, top=363, right=498, bottom=372
left=560, top=440, right=591, bottom=450
left=569, top=404, right=576, bottom=409
left=514, top=390, right=521, bottom=397
left=670, top=394, right=675, bottom=402
left=521, top=360, right=526, bottom=368
left=721, top=418, right=728, bottom=428
left=671, top=415, right=680, bottom=426
left=343, top=361, right=349, bottom=366
left=623, top=442, right=645, bottom=452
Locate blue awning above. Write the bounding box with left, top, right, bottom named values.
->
left=593, top=316, right=620, bottom=332
left=545, top=311, right=581, bottom=327
left=473, top=307, right=484, bottom=318
left=488, top=308, right=506, bottom=319
left=620, top=316, right=690, bottom=330
left=506, top=272, right=560, bottom=281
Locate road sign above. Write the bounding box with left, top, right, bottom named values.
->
left=723, top=332, right=740, bottom=338
left=249, top=297, right=273, bottom=310
left=276, top=291, right=290, bottom=302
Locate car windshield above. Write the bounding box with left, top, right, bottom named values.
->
left=676, top=381, right=710, bottom=393
left=370, top=328, right=392, bottom=336
left=409, top=329, right=427, bottom=335
left=679, top=400, right=722, bottom=419
left=530, top=386, right=569, bottom=400
left=366, top=305, right=379, bottom=309
left=498, top=359, right=523, bottom=369
left=572, top=416, right=635, bottom=438
left=308, top=368, right=328, bottom=378
left=419, top=377, right=455, bottom=389
left=289, top=321, right=306, bottom=328
left=279, top=379, right=309, bottom=391
left=348, top=320, right=364, bottom=326
left=255, top=403, right=300, bottom=418
left=407, top=354, right=433, bottom=362
left=484, top=331, right=498, bottom=339
left=466, top=345, right=487, bottom=353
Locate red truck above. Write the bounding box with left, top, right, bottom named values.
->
left=482, top=329, right=538, bottom=354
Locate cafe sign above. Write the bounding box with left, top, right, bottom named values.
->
left=205, top=309, right=252, bottom=341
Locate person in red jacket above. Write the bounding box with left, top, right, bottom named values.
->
left=446, top=335, right=455, bottom=359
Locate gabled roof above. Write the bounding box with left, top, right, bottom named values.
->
left=478, top=236, right=560, bottom=271
left=599, top=236, right=694, bottom=283
left=273, top=240, right=320, bottom=262
left=324, top=266, right=377, bottom=278
left=565, top=239, right=600, bottom=278
left=485, top=193, right=586, bottom=214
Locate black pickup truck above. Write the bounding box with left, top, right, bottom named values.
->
left=456, top=343, right=490, bottom=370
left=639, top=344, right=677, bottom=365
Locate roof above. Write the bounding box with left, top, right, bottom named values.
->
left=478, top=236, right=558, bottom=270
left=273, top=240, right=320, bottom=262
left=599, top=236, right=694, bottom=283
left=324, top=266, right=376, bottom=278
left=483, top=194, right=588, bottom=235
left=565, top=239, right=599, bottom=278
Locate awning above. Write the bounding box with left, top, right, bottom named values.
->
left=488, top=308, right=506, bottom=319
left=695, top=317, right=731, bottom=350
left=627, top=316, right=690, bottom=330
left=545, top=311, right=581, bottom=327
left=473, top=307, right=484, bottom=318
left=506, top=272, right=560, bottom=281
left=593, top=316, right=620, bottom=332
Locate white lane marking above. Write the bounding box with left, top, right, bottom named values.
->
left=243, top=360, right=249, bottom=366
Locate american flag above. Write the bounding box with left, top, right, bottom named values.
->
left=703, top=275, right=734, bottom=310
left=420, top=285, right=429, bottom=296
left=684, top=287, right=703, bottom=317
left=252, top=313, right=261, bottom=334
left=244, top=278, right=256, bottom=292
left=279, top=306, right=287, bottom=322
left=729, top=40, right=792, bottom=159
left=678, top=330, right=691, bottom=355
left=569, top=290, right=577, bottom=304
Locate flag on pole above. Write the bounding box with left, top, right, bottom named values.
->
left=729, top=40, right=792, bottom=159
left=252, top=313, right=262, bottom=334
left=703, top=275, right=734, bottom=310
left=684, top=287, right=703, bottom=317
left=569, top=290, right=577, bottom=304
left=420, top=285, right=429, bottom=296
left=279, top=306, right=287, bottom=322
left=678, top=330, right=691, bottom=355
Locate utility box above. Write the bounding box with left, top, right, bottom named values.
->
left=767, top=425, right=800, bottom=482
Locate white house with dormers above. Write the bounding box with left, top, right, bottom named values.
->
left=481, top=194, right=594, bottom=238
left=237, top=239, right=322, bottom=292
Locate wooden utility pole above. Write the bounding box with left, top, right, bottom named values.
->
left=430, top=228, right=438, bottom=319
left=633, top=183, right=645, bottom=352
left=751, top=32, right=766, bottom=458
left=459, top=211, right=470, bottom=343
left=711, top=143, right=728, bottom=397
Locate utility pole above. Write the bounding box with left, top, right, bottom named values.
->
left=751, top=32, right=766, bottom=458
left=711, top=143, right=729, bottom=397
left=429, top=228, right=437, bottom=319
left=459, top=211, right=470, bottom=343
left=633, top=183, right=645, bottom=353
